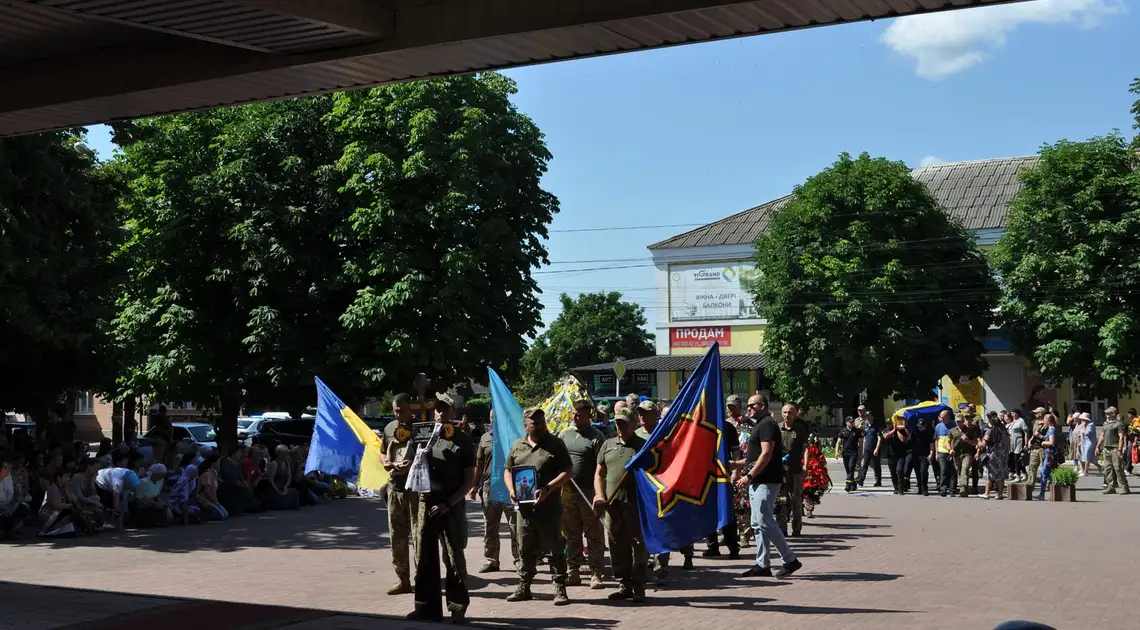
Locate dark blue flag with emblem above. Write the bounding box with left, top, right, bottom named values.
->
left=624, top=343, right=732, bottom=554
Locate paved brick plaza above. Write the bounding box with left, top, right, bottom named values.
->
left=3, top=470, right=1135, bottom=630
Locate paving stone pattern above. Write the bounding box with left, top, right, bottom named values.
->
left=2, top=468, right=1135, bottom=630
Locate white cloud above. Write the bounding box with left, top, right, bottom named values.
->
left=919, top=155, right=946, bottom=167
left=881, top=0, right=1122, bottom=79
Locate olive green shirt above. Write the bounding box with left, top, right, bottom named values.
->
left=779, top=418, right=809, bottom=473
left=425, top=425, right=476, bottom=502
left=1103, top=418, right=1127, bottom=449
left=634, top=426, right=651, bottom=440
left=950, top=424, right=982, bottom=457
left=382, top=419, right=417, bottom=490
left=597, top=434, right=645, bottom=504
left=560, top=423, right=605, bottom=499
left=475, top=431, right=494, bottom=491
left=506, top=433, right=571, bottom=513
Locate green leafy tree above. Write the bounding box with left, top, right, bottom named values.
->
left=1130, top=77, right=1140, bottom=151
left=0, top=129, right=122, bottom=416
left=520, top=292, right=654, bottom=397
left=112, top=73, right=557, bottom=447
left=991, top=134, right=1140, bottom=396
left=752, top=153, right=998, bottom=416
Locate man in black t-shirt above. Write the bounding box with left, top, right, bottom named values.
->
left=834, top=417, right=862, bottom=492
left=736, top=399, right=801, bottom=579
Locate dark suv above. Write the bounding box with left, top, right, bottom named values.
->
left=255, top=417, right=316, bottom=447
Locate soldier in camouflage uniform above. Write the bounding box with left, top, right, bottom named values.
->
left=381, top=393, right=420, bottom=595
left=593, top=406, right=648, bottom=602
left=560, top=399, right=607, bottom=589
left=471, top=409, right=519, bottom=572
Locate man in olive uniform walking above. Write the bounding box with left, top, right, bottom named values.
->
left=1098, top=406, right=1131, bottom=495
left=505, top=408, right=573, bottom=606
left=593, top=407, right=648, bottom=603
left=408, top=393, right=476, bottom=623
left=635, top=400, right=694, bottom=579
left=381, top=393, right=419, bottom=595
left=470, top=409, right=519, bottom=572
left=950, top=414, right=981, bottom=498
left=1025, top=407, right=1047, bottom=494
left=560, top=399, right=607, bottom=589
left=779, top=405, right=809, bottom=537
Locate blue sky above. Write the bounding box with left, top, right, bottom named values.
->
left=85, top=0, right=1139, bottom=336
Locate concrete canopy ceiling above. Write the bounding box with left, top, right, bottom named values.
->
left=0, top=0, right=1026, bottom=137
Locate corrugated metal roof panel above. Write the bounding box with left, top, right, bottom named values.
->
left=26, top=0, right=380, bottom=53
left=649, top=157, right=1040, bottom=250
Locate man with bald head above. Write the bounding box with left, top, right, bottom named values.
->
left=736, top=402, right=801, bottom=579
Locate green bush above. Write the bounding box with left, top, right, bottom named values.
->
left=1050, top=466, right=1079, bottom=486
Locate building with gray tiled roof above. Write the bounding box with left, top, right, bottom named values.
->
left=649, top=156, right=1039, bottom=251
left=575, top=156, right=1053, bottom=425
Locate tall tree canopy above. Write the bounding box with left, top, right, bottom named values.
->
left=991, top=134, right=1140, bottom=395
left=112, top=73, right=557, bottom=445
left=1130, top=77, right=1140, bottom=150
left=520, top=292, right=654, bottom=397
left=0, top=129, right=121, bottom=414
left=752, top=153, right=998, bottom=412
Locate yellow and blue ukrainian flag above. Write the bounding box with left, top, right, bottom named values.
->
left=625, top=343, right=733, bottom=554
left=306, top=377, right=388, bottom=492
left=892, top=400, right=953, bottom=428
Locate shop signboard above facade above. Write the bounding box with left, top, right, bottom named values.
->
left=669, top=262, right=760, bottom=322
left=670, top=326, right=732, bottom=349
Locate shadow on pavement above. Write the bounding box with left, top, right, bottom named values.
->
left=794, top=571, right=902, bottom=582
left=0, top=496, right=442, bottom=553
left=476, top=616, right=620, bottom=629
left=0, top=580, right=450, bottom=630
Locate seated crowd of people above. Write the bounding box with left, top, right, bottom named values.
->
left=0, top=428, right=342, bottom=540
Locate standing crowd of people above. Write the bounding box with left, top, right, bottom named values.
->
left=384, top=389, right=816, bottom=623
left=833, top=403, right=1140, bottom=502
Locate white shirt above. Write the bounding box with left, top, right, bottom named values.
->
left=95, top=467, right=138, bottom=494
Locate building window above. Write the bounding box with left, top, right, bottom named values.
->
left=74, top=391, right=95, bottom=414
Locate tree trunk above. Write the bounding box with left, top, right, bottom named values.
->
left=111, top=400, right=123, bottom=444
left=865, top=389, right=889, bottom=429
left=124, top=396, right=138, bottom=442
left=216, top=395, right=240, bottom=453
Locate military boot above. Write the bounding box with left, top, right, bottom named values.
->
left=506, top=583, right=533, bottom=602
left=553, top=584, right=570, bottom=606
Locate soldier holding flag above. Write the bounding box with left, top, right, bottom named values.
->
left=593, top=406, right=648, bottom=602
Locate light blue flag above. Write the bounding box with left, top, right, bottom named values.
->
left=487, top=367, right=525, bottom=505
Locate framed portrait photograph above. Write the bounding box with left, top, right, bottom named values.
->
left=411, top=422, right=435, bottom=444
left=511, top=465, right=538, bottom=504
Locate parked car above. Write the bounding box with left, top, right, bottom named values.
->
left=253, top=415, right=316, bottom=448
left=237, top=416, right=268, bottom=444
left=137, top=421, right=218, bottom=461
left=4, top=418, right=37, bottom=441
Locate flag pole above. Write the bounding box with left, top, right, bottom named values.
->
left=568, top=477, right=593, bottom=507
left=604, top=470, right=629, bottom=506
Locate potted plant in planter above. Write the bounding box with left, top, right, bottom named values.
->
left=1049, top=467, right=1079, bottom=502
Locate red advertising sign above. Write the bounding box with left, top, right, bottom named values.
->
left=670, top=326, right=731, bottom=349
